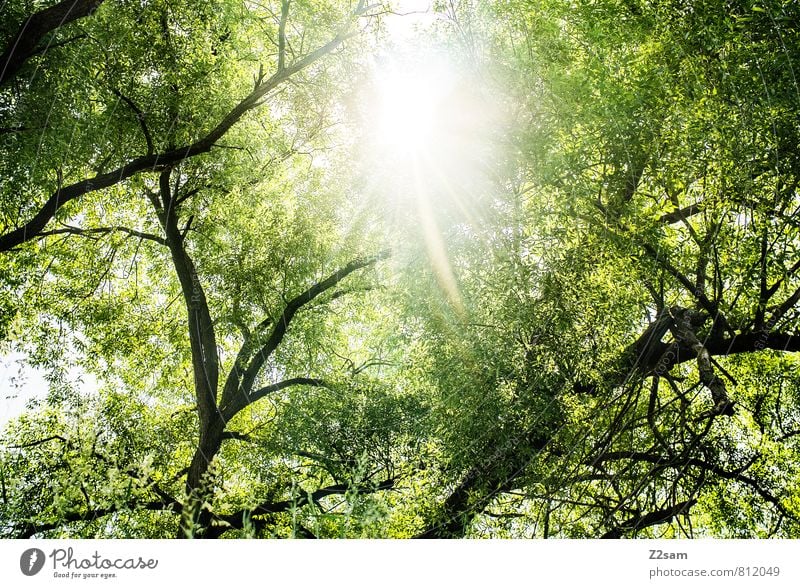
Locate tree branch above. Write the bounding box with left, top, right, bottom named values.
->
left=639, top=241, right=722, bottom=321
left=765, top=258, right=800, bottom=301
left=222, top=377, right=329, bottom=421
left=220, top=431, right=252, bottom=442
left=0, top=126, right=39, bottom=135
left=659, top=202, right=704, bottom=225
left=668, top=307, right=734, bottom=417
left=601, top=499, right=697, bottom=538
left=756, top=227, right=769, bottom=330
left=220, top=250, right=389, bottom=415
left=38, top=224, right=166, bottom=245
left=13, top=500, right=180, bottom=539
left=157, top=168, right=219, bottom=431
left=0, top=0, right=104, bottom=87
left=767, top=285, right=800, bottom=329
left=0, top=13, right=362, bottom=252
left=110, top=88, right=154, bottom=155
left=278, top=0, right=290, bottom=72
left=590, top=451, right=793, bottom=519
left=7, top=435, right=68, bottom=449
left=648, top=331, right=800, bottom=376
left=417, top=430, right=550, bottom=538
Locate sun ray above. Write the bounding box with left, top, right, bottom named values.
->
left=359, top=52, right=504, bottom=314
left=411, top=159, right=466, bottom=315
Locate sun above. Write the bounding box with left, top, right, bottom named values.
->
left=373, top=64, right=454, bottom=156
left=358, top=55, right=503, bottom=315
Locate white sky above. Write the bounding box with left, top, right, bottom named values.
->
left=0, top=351, right=102, bottom=431
left=0, top=351, right=49, bottom=430
left=383, top=0, right=436, bottom=39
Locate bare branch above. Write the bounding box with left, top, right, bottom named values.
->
left=7, top=435, right=68, bottom=449
left=27, top=33, right=87, bottom=57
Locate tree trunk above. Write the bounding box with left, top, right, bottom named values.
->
left=179, top=416, right=226, bottom=538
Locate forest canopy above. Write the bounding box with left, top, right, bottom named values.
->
left=1, top=0, right=800, bottom=539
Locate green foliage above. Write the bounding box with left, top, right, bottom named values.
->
left=1, top=0, right=800, bottom=539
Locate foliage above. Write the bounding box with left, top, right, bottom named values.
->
left=1, top=0, right=800, bottom=538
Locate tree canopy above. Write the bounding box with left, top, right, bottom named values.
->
left=1, top=0, right=800, bottom=539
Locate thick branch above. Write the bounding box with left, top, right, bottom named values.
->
left=277, top=0, right=290, bottom=72
left=601, top=499, right=697, bottom=539
left=668, top=307, right=734, bottom=417
left=158, top=169, right=219, bottom=431
left=756, top=228, right=769, bottom=330
left=659, top=202, right=704, bottom=225
left=621, top=308, right=673, bottom=375
left=646, top=331, right=800, bottom=375
left=0, top=0, right=104, bottom=87
left=219, top=315, right=273, bottom=409
left=220, top=251, right=389, bottom=414
left=0, top=126, right=37, bottom=135
left=221, top=377, right=328, bottom=422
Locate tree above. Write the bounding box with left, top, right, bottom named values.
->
left=413, top=0, right=800, bottom=538
left=2, top=0, right=800, bottom=540
left=1, top=0, right=410, bottom=539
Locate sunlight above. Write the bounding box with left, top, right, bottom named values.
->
left=359, top=54, right=504, bottom=316
left=374, top=66, right=451, bottom=155
left=365, top=60, right=472, bottom=314
left=365, top=56, right=495, bottom=172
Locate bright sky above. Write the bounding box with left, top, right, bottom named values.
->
left=0, top=351, right=48, bottom=430
left=0, top=351, right=102, bottom=431
left=362, top=0, right=506, bottom=314
left=384, top=0, right=435, bottom=38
